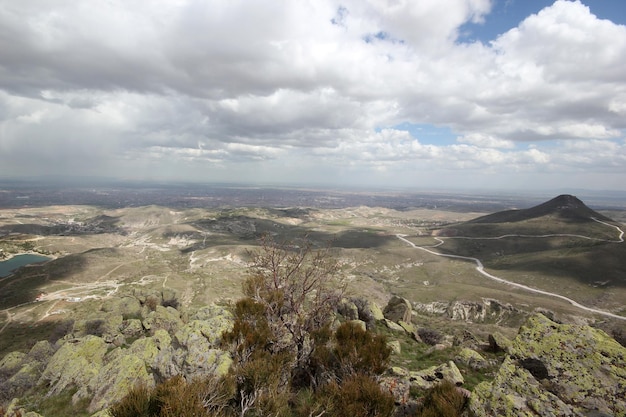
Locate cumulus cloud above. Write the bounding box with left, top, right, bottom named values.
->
left=0, top=0, right=625, bottom=189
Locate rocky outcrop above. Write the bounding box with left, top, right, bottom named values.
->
left=455, top=347, right=489, bottom=370
left=470, top=313, right=626, bottom=417
left=408, top=361, right=464, bottom=390
left=40, top=335, right=108, bottom=397
left=0, top=299, right=236, bottom=416
left=487, top=331, right=512, bottom=353
left=413, top=298, right=523, bottom=324
left=383, top=296, right=412, bottom=323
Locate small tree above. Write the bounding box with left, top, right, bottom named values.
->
left=243, top=235, right=345, bottom=384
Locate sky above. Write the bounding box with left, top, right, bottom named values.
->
left=1, top=0, right=625, bottom=192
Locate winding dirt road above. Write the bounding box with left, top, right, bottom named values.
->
left=396, top=218, right=626, bottom=321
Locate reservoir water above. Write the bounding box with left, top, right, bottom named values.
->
left=0, top=254, right=51, bottom=278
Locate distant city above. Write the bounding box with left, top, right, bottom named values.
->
left=1, top=179, right=626, bottom=212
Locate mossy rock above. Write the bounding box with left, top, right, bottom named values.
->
left=365, top=300, right=385, bottom=321
left=471, top=313, right=626, bottom=416
left=142, top=306, right=183, bottom=333
left=383, top=319, right=405, bottom=333
left=408, top=361, right=464, bottom=390
left=120, top=318, right=144, bottom=337
left=86, top=349, right=154, bottom=413
left=488, top=331, right=512, bottom=353
left=0, top=351, right=26, bottom=372
left=387, top=340, right=401, bottom=355
left=455, top=347, right=488, bottom=370
left=39, top=335, right=108, bottom=396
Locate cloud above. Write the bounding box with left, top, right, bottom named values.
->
left=0, top=0, right=625, bottom=189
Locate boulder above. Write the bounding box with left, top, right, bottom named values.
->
left=120, top=318, right=145, bottom=338
left=40, top=335, right=108, bottom=396
left=25, top=340, right=55, bottom=363
left=383, top=319, right=406, bottom=333
left=0, top=351, right=26, bottom=372
left=455, top=347, right=488, bottom=370
left=142, top=305, right=183, bottom=334
left=471, top=313, right=626, bottom=417
left=188, top=304, right=234, bottom=345
left=383, top=296, right=412, bottom=323
left=365, top=300, right=385, bottom=321
left=86, top=349, right=154, bottom=413
left=488, top=331, right=512, bottom=353
left=379, top=376, right=410, bottom=405
left=387, top=340, right=401, bottom=355
left=409, top=361, right=464, bottom=390
left=124, top=329, right=179, bottom=380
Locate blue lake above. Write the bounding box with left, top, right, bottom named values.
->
left=0, top=254, right=51, bottom=277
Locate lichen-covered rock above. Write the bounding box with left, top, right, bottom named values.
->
left=398, top=320, right=415, bottom=334
left=40, top=335, right=108, bottom=396
left=383, top=296, right=412, bottom=323
left=142, top=305, right=183, bottom=333
left=0, top=351, right=26, bottom=372
left=471, top=313, right=626, bottom=417
left=455, top=347, right=488, bottom=370
left=383, top=319, right=406, bottom=333
left=26, top=340, right=55, bottom=363
left=72, top=314, right=123, bottom=340
left=120, top=318, right=145, bottom=337
left=182, top=344, right=232, bottom=379
left=488, top=331, right=512, bottom=353
left=365, top=300, right=385, bottom=321
left=379, top=376, right=410, bottom=405
left=85, top=349, right=154, bottom=413
left=387, top=340, right=401, bottom=355
left=471, top=357, right=575, bottom=417
left=409, top=361, right=463, bottom=390
left=188, top=304, right=233, bottom=345
left=90, top=409, right=113, bottom=417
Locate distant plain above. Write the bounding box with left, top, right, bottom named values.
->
left=1, top=183, right=625, bottom=356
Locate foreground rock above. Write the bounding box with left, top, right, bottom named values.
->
left=0, top=299, right=235, bottom=415
left=470, top=313, right=626, bottom=417
left=383, top=296, right=412, bottom=323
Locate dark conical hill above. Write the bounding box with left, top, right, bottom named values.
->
left=468, top=195, right=613, bottom=224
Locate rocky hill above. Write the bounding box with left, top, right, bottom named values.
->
left=467, top=194, right=613, bottom=224
left=1, top=291, right=625, bottom=417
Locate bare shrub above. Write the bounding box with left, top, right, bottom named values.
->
left=417, top=380, right=467, bottom=417
left=322, top=374, right=395, bottom=417
left=243, top=235, right=345, bottom=382
left=108, top=383, right=153, bottom=417
left=145, top=296, right=159, bottom=312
